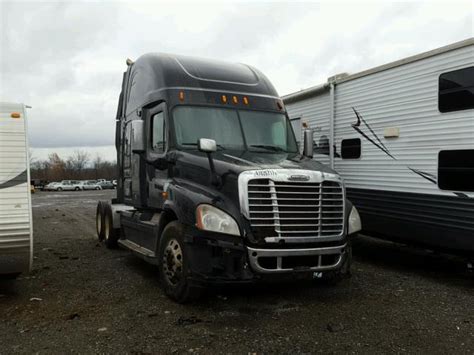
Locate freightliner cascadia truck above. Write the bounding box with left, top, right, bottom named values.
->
left=96, top=54, right=362, bottom=302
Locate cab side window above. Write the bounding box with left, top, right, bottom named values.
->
left=152, top=112, right=165, bottom=152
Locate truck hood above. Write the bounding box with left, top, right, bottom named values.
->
left=170, top=150, right=341, bottom=233
left=173, top=150, right=338, bottom=187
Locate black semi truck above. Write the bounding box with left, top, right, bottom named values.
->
left=96, top=53, right=362, bottom=302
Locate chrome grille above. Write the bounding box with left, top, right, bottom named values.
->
left=247, top=179, right=344, bottom=239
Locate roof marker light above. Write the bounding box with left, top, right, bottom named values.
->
left=277, top=100, right=283, bottom=110
left=243, top=96, right=249, bottom=105
left=179, top=91, right=185, bottom=101
left=232, top=96, right=238, bottom=104
left=221, top=95, right=228, bottom=104
left=11, top=112, right=21, bottom=119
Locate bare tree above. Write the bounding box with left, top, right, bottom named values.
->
left=47, top=153, right=66, bottom=181
left=68, top=150, right=90, bottom=179
left=30, top=151, right=117, bottom=182
left=93, top=154, right=104, bottom=179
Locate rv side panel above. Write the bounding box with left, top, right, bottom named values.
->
left=332, top=44, right=474, bottom=253
left=0, top=103, right=33, bottom=274
left=284, top=40, right=474, bottom=254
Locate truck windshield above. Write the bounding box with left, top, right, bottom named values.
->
left=173, top=106, right=298, bottom=153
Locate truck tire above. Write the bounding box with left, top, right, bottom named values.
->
left=103, top=203, right=119, bottom=249
left=158, top=221, right=201, bottom=303
left=316, top=244, right=352, bottom=285
left=96, top=201, right=105, bottom=241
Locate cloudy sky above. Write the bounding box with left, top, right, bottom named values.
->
left=1, top=0, right=472, bottom=162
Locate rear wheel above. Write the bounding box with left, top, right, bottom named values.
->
left=96, top=201, right=105, bottom=241
left=74, top=187, right=80, bottom=191
left=158, top=221, right=201, bottom=303
left=96, top=187, right=100, bottom=190
left=103, top=203, right=119, bottom=249
left=57, top=187, right=63, bottom=191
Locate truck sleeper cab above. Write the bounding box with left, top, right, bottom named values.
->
left=96, top=53, right=361, bottom=302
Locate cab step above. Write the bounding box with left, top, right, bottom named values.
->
left=118, top=239, right=155, bottom=258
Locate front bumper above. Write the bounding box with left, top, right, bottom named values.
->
left=247, top=244, right=346, bottom=274
left=184, top=226, right=348, bottom=285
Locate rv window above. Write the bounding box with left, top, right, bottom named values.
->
left=341, top=138, right=361, bottom=159
left=438, top=149, right=474, bottom=192
left=152, top=112, right=165, bottom=152
left=439, top=66, right=474, bottom=113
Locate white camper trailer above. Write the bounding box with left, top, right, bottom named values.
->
left=0, top=102, right=33, bottom=277
left=283, top=38, right=474, bottom=255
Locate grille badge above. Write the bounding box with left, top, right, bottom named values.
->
left=288, top=174, right=310, bottom=182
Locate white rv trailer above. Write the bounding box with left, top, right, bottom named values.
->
left=283, top=38, right=474, bottom=255
left=0, top=102, right=33, bottom=277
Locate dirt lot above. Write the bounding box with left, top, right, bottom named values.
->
left=1, top=190, right=473, bottom=354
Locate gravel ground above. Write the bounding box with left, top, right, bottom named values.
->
left=1, top=190, right=473, bottom=354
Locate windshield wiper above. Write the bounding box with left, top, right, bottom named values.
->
left=249, top=144, right=286, bottom=152
left=181, top=142, right=226, bottom=150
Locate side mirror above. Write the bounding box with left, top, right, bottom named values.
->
left=303, top=129, right=314, bottom=158
left=131, top=120, right=145, bottom=153
left=198, top=138, right=217, bottom=153
left=197, top=138, right=220, bottom=187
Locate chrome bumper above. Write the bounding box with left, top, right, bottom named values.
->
left=247, top=244, right=346, bottom=274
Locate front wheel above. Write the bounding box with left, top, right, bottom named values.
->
left=158, top=222, right=201, bottom=303
left=75, top=187, right=80, bottom=191
left=96, top=187, right=101, bottom=190
left=57, top=187, right=63, bottom=191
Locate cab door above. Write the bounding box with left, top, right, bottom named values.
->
left=146, top=103, right=169, bottom=209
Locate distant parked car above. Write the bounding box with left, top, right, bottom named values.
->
left=47, top=181, right=81, bottom=191
left=98, top=181, right=114, bottom=190
left=44, top=182, right=60, bottom=191
left=79, top=181, right=102, bottom=190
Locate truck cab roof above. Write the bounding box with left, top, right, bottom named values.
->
left=122, top=53, right=280, bottom=118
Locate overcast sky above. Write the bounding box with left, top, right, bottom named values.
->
left=1, top=0, right=472, bottom=162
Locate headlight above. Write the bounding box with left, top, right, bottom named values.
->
left=196, top=204, right=240, bottom=236
left=348, top=206, right=362, bottom=235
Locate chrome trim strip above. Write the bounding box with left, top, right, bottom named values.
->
left=247, top=244, right=346, bottom=274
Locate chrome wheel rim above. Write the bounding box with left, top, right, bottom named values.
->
left=162, top=239, right=183, bottom=286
